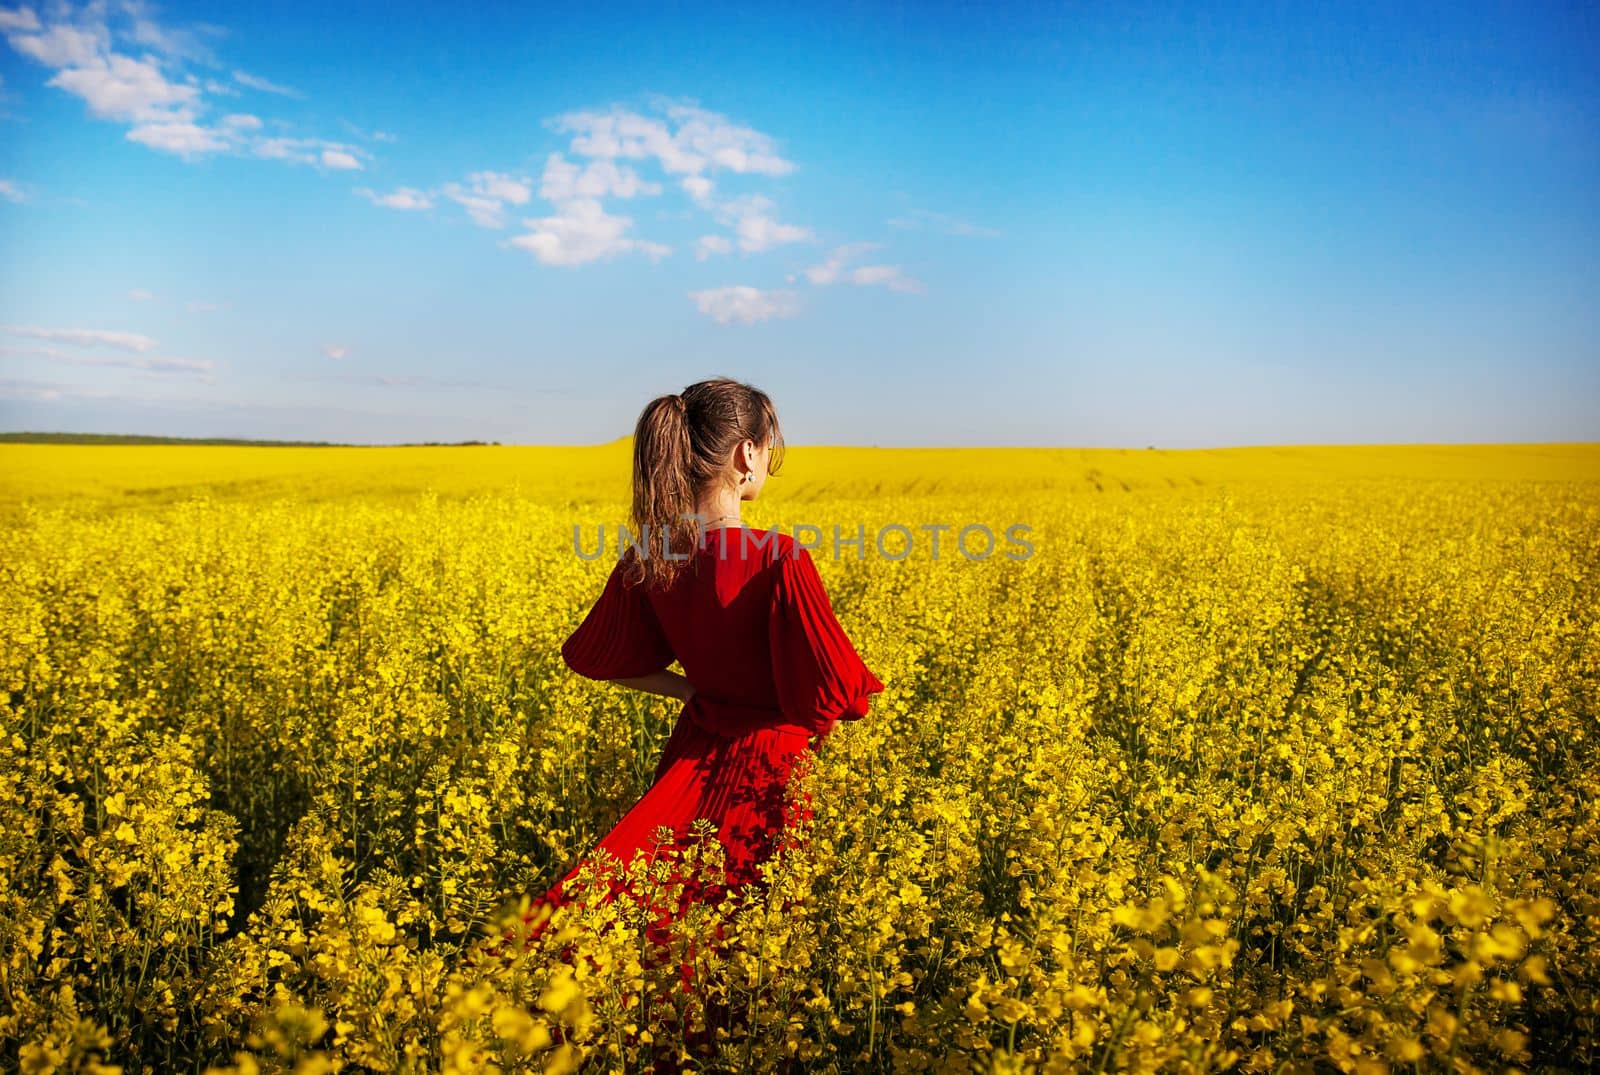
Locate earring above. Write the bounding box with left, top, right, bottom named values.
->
left=745, top=471, right=754, bottom=484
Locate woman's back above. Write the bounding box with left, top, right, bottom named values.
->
left=648, top=525, right=788, bottom=713
left=562, top=525, right=882, bottom=739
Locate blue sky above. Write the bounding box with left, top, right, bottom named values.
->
left=0, top=0, right=1596, bottom=447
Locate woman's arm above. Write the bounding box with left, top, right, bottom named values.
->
left=608, top=668, right=696, bottom=703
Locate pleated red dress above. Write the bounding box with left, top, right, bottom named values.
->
left=528, top=525, right=884, bottom=924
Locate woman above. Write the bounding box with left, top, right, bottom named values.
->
left=524, top=376, right=884, bottom=931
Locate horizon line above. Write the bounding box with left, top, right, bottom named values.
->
left=1, top=431, right=1597, bottom=452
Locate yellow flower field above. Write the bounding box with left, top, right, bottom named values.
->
left=1, top=442, right=1596, bottom=1073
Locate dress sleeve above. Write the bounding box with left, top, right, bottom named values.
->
left=768, top=546, right=885, bottom=731
left=561, top=558, right=676, bottom=680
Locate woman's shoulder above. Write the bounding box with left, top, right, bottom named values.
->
left=742, top=527, right=810, bottom=567
left=697, top=527, right=807, bottom=582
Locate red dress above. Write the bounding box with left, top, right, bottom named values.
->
left=530, top=525, right=884, bottom=921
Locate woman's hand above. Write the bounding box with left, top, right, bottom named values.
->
left=608, top=668, right=697, bottom=704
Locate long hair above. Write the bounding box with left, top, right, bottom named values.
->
left=625, top=377, right=785, bottom=591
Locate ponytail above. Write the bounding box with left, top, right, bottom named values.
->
left=628, top=393, right=697, bottom=589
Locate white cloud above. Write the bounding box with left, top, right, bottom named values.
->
left=803, top=242, right=923, bottom=292
left=126, top=118, right=228, bottom=156
left=503, top=198, right=670, bottom=267
left=680, top=174, right=714, bottom=206
left=700, top=192, right=812, bottom=254
left=252, top=136, right=367, bottom=169
left=324, top=344, right=349, bottom=360
left=734, top=204, right=811, bottom=252
left=365, top=98, right=815, bottom=272
left=46, top=51, right=200, bottom=121
left=687, top=286, right=801, bottom=325
left=8, top=19, right=104, bottom=67
left=802, top=242, right=879, bottom=284
left=0, top=177, right=24, bottom=202
left=321, top=148, right=361, bottom=170
left=887, top=208, right=1000, bottom=238
left=695, top=235, right=732, bottom=260
left=0, top=6, right=42, bottom=33
left=2, top=323, right=158, bottom=352
left=0, top=5, right=363, bottom=167
left=551, top=107, right=700, bottom=176
left=550, top=98, right=796, bottom=178
left=129, top=287, right=154, bottom=300
left=437, top=170, right=534, bottom=229
left=476, top=155, right=670, bottom=256
left=440, top=185, right=505, bottom=228
left=251, top=137, right=307, bottom=163
left=470, top=170, right=532, bottom=205
left=662, top=101, right=798, bottom=176
left=355, top=185, right=433, bottom=211
left=847, top=264, right=924, bottom=293
left=232, top=68, right=301, bottom=99
left=539, top=152, right=660, bottom=202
